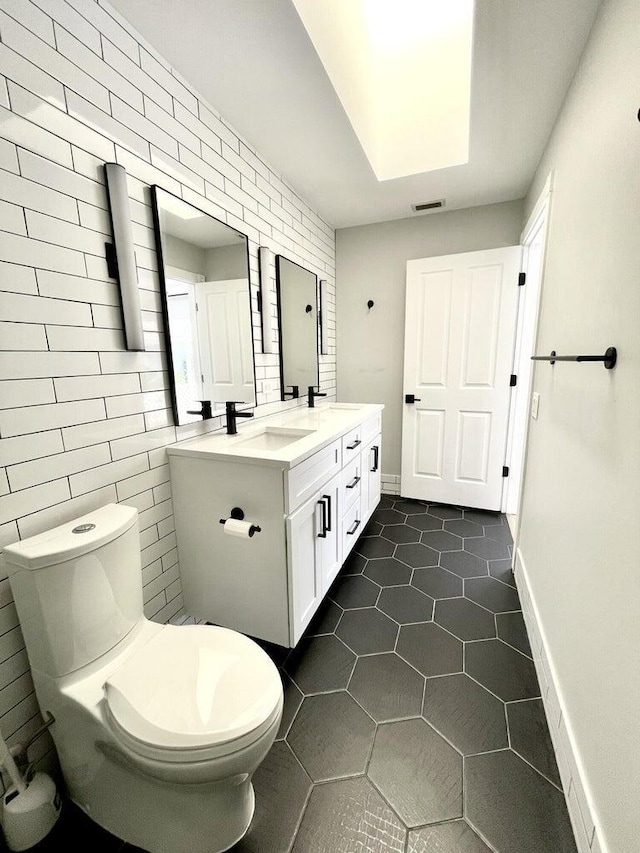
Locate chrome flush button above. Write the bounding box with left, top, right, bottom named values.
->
left=72, top=524, right=96, bottom=534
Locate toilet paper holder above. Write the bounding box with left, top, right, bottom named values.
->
left=219, top=507, right=262, bottom=536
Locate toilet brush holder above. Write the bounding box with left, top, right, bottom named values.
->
left=1, top=773, right=61, bottom=851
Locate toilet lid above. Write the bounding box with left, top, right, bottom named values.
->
left=104, top=625, right=282, bottom=750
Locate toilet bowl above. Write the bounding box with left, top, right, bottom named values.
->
left=2, top=504, right=283, bottom=853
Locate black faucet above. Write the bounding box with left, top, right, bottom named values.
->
left=187, top=400, right=212, bottom=419
left=225, top=401, right=254, bottom=435
left=283, top=385, right=300, bottom=399
left=307, top=386, right=327, bottom=408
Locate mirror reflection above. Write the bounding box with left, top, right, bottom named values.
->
left=151, top=187, right=255, bottom=425
left=276, top=255, right=319, bottom=400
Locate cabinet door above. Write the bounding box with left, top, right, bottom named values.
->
left=362, top=433, right=382, bottom=523
left=287, top=493, right=324, bottom=645
left=318, top=473, right=342, bottom=594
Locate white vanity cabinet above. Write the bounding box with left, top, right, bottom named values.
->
left=167, top=403, right=383, bottom=647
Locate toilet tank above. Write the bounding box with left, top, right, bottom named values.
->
left=2, top=504, right=144, bottom=677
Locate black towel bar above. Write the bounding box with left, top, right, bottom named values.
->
left=531, top=347, right=617, bottom=369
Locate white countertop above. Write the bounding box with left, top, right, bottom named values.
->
left=166, top=402, right=384, bottom=469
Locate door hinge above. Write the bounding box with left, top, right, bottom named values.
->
left=510, top=374, right=517, bottom=387
left=518, top=272, right=526, bottom=286
left=502, top=466, right=509, bottom=477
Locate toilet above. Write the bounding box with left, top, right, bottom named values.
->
left=2, top=503, right=283, bottom=853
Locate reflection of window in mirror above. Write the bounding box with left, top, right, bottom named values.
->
left=151, top=186, right=256, bottom=426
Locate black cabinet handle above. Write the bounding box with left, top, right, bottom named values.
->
left=322, top=494, right=332, bottom=532
left=405, top=394, right=421, bottom=404
left=371, top=445, right=379, bottom=472
left=346, top=439, right=361, bottom=450
left=317, top=498, right=327, bottom=538
left=347, top=518, right=361, bottom=536
left=346, top=475, right=361, bottom=490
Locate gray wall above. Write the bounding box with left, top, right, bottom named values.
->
left=335, top=200, right=523, bottom=477
left=516, top=0, right=639, bottom=849
left=204, top=243, right=247, bottom=281
left=164, top=234, right=205, bottom=276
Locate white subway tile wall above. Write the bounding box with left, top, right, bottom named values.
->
left=0, top=0, right=336, bottom=765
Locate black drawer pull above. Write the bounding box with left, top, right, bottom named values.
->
left=317, top=498, right=327, bottom=538
left=346, top=476, right=361, bottom=490
left=322, top=493, right=332, bottom=533
left=346, top=519, right=361, bottom=536
left=371, top=445, right=379, bottom=472
left=346, top=439, right=361, bottom=450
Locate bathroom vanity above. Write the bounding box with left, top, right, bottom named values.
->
left=167, top=402, right=382, bottom=646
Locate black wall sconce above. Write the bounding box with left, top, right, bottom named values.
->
left=104, top=163, right=145, bottom=351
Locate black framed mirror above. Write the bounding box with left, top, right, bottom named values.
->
left=151, top=187, right=256, bottom=425
left=275, top=255, right=319, bottom=400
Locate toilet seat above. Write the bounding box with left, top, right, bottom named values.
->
left=104, top=624, right=282, bottom=763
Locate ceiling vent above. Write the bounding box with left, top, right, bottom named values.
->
left=412, top=199, right=445, bottom=213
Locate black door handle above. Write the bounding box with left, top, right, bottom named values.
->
left=405, top=394, right=422, bottom=404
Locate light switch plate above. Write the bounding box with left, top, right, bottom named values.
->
left=531, top=392, right=540, bottom=420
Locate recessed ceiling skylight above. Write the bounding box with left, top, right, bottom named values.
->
left=291, top=0, right=474, bottom=182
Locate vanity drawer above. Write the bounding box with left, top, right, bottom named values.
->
left=362, top=412, right=382, bottom=444
left=286, top=439, right=341, bottom=513
left=341, top=497, right=362, bottom=560
left=341, top=455, right=362, bottom=512
left=342, top=425, right=364, bottom=463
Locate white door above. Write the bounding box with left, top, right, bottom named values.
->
left=196, top=279, right=254, bottom=407
left=401, top=247, right=521, bottom=510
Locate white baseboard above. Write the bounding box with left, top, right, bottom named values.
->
left=513, top=549, right=604, bottom=853
left=381, top=473, right=401, bottom=496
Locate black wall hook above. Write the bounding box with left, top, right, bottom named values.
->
left=305, top=304, right=313, bottom=313
left=367, top=299, right=374, bottom=309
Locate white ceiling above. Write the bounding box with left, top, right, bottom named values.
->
left=111, top=0, right=602, bottom=230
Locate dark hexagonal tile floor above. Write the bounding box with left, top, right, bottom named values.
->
left=466, top=750, right=576, bottom=852
left=435, top=597, right=496, bottom=641
left=395, top=542, right=439, bottom=568
left=497, top=610, right=533, bottom=657
left=507, top=699, right=562, bottom=787
left=465, top=576, right=521, bottom=613
left=444, top=518, right=484, bottom=538
left=335, top=607, right=398, bottom=655
left=371, top=508, right=407, bottom=526
left=368, top=718, right=463, bottom=826
left=329, top=573, right=380, bottom=608
left=464, top=536, right=511, bottom=561
left=292, top=777, right=406, bottom=853
left=377, top=585, right=434, bottom=624
left=364, top=556, right=412, bottom=586
left=421, top=529, right=463, bottom=551
left=405, top=513, right=443, bottom=532
left=412, top=566, right=463, bottom=598
left=349, top=653, right=424, bottom=722
left=382, top=523, right=421, bottom=544
left=422, top=674, right=508, bottom=755
left=285, top=634, right=355, bottom=694
left=407, top=820, right=493, bottom=853
left=465, top=639, right=540, bottom=701
left=397, top=621, right=463, bottom=677
left=355, top=535, right=396, bottom=559
left=288, top=691, right=375, bottom=782
left=58, top=497, right=576, bottom=853
left=440, top=549, right=488, bottom=578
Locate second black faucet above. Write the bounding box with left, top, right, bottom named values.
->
left=225, top=401, right=254, bottom=435
left=307, top=386, right=327, bottom=408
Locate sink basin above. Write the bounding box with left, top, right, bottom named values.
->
left=327, top=403, right=362, bottom=410
left=234, top=427, right=315, bottom=451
